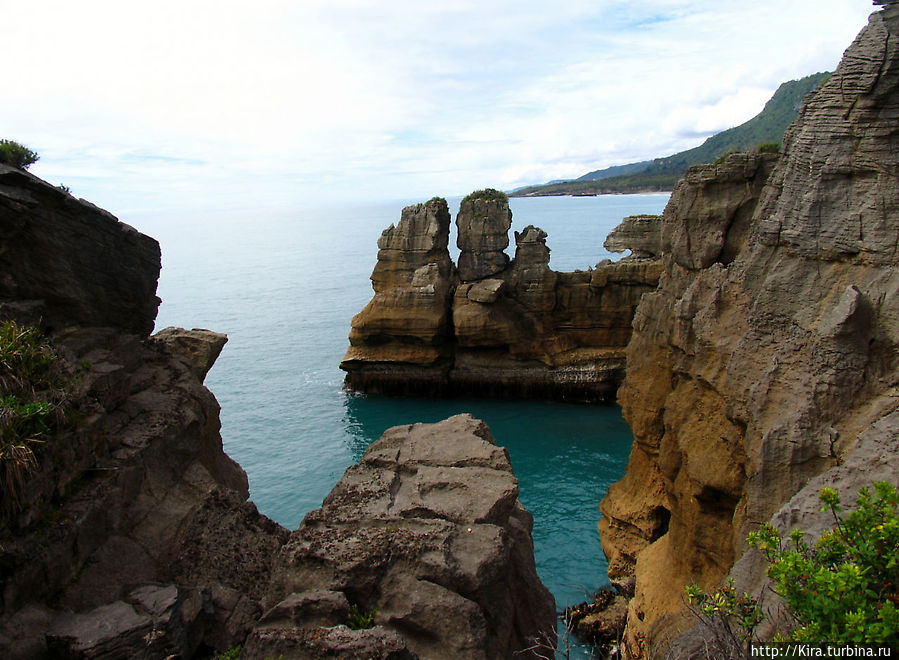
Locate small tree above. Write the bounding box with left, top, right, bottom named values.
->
left=0, top=140, right=39, bottom=170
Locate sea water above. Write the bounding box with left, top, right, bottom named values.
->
left=132, top=193, right=669, bottom=656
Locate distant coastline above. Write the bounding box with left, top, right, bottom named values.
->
left=512, top=188, right=672, bottom=197
left=511, top=71, right=829, bottom=199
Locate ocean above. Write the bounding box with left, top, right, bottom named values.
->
left=132, top=192, right=669, bottom=655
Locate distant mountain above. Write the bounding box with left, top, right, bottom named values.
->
left=511, top=71, right=830, bottom=197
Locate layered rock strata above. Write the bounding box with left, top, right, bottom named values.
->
left=599, top=6, right=899, bottom=656
left=0, top=167, right=290, bottom=657
left=0, top=164, right=161, bottom=335
left=1, top=171, right=555, bottom=658
left=341, top=191, right=662, bottom=401
left=247, top=414, right=556, bottom=659
left=342, top=198, right=456, bottom=391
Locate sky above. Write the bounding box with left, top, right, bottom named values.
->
left=3, top=1, right=877, bottom=217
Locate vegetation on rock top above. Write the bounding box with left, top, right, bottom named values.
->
left=462, top=188, right=509, bottom=205
left=0, top=139, right=39, bottom=170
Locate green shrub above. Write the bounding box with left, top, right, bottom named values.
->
left=713, top=150, right=740, bottom=165
left=748, top=482, right=899, bottom=646
left=0, top=321, right=56, bottom=393
left=347, top=603, right=376, bottom=630
left=0, top=139, right=39, bottom=170
left=755, top=142, right=781, bottom=154
left=461, top=188, right=508, bottom=205
left=212, top=646, right=241, bottom=660
left=0, top=320, right=69, bottom=508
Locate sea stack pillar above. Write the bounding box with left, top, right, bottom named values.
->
left=456, top=189, right=512, bottom=282
left=339, top=197, right=456, bottom=394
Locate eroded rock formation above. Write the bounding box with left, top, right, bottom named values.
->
left=247, top=414, right=556, bottom=659
left=0, top=168, right=289, bottom=657
left=1, top=172, right=554, bottom=658
left=599, top=6, right=899, bottom=655
left=341, top=190, right=663, bottom=401
left=0, top=164, right=161, bottom=335
left=342, top=198, right=456, bottom=391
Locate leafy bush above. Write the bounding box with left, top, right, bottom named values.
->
left=713, top=150, right=740, bottom=165
left=0, top=139, right=39, bottom=170
left=211, top=646, right=241, bottom=660
left=748, top=482, right=899, bottom=646
left=686, top=483, right=899, bottom=651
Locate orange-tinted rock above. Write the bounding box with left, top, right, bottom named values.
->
left=342, top=192, right=663, bottom=401
left=600, top=6, right=899, bottom=655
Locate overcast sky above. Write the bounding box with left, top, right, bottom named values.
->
left=4, top=1, right=876, bottom=216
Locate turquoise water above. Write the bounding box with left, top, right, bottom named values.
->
left=132, top=193, right=668, bottom=654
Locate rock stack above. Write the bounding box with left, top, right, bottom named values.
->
left=342, top=189, right=663, bottom=401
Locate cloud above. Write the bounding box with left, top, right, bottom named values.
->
left=2, top=0, right=875, bottom=215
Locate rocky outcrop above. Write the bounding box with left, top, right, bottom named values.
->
left=456, top=191, right=512, bottom=281
left=0, top=164, right=161, bottom=335
left=1, top=173, right=555, bottom=657
left=603, top=215, right=662, bottom=259
left=0, top=166, right=290, bottom=658
left=598, top=6, right=899, bottom=656
left=0, top=324, right=290, bottom=658
left=341, top=190, right=663, bottom=401
left=247, top=414, right=557, bottom=659
left=342, top=198, right=456, bottom=392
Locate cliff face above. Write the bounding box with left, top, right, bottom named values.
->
left=599, top=6, right=899, bottom=655
left=0, top=170, right=289, bottom=657
left=0, top=165, right=161, bottom=335
left=341, top=193, right=662, bottom=401
left=0, top=172, right=554, bottom=658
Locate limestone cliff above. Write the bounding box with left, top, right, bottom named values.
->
left=0, top=172, right=554, bottom=658
left=341, top=191, right=662, bottom=401
left=599, top=6, right=899, bottom=656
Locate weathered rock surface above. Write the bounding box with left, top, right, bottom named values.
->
left=456, top=190, right=512, bottom=281
left=341, top=192, right=663, bottom=401
left=603, top=215, right=662, bottom=259
left=0, top=164, right=161, bottom=335
left=247, top=414, right=557, bottom=659
left=154, top=326, right=229, bottom=381
left=599, top=6, right=899, bottom=656
left=1, top=169, right=558, bottom=658
left=0, top=326, right=290, bottom=658
left=342, top=198, right=456, bottom=391
left=0, top=170, right=281, bottom=658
